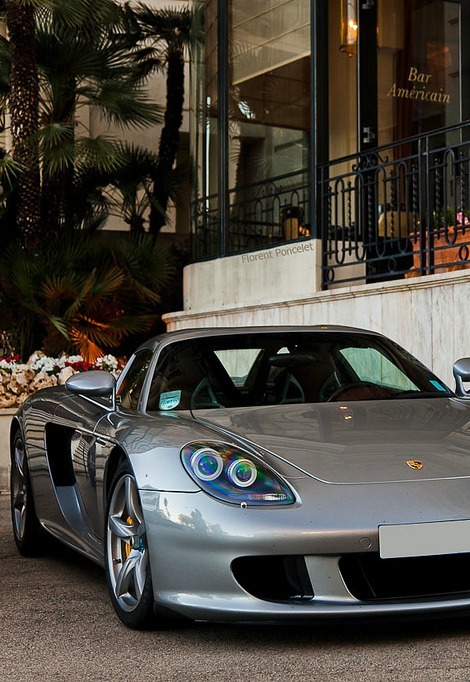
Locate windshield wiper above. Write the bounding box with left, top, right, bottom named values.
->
left=387, top=390, right=450, bottom=399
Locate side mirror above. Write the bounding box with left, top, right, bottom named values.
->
left=66, top=370, right=116, bottom=409
left=453, top=358, right=470, bottom=398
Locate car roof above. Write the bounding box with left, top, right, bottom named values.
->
left=136, top=325, right=385, bottom=353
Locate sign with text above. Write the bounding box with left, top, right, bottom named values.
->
left=387, top=66, right=451, bottom=105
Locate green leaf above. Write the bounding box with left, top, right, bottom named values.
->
left=0, top=153, right=24, bottom=190
left=93, top=82, right=163, bottom=128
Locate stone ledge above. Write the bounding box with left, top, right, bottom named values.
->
left=0, top=408, right=16, bottom=493
left=164, top=268, right=470, bottom=327
left=182, top=239, right=320, bottom=312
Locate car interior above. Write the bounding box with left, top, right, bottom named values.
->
left=144, top=333, right=446, bottom=411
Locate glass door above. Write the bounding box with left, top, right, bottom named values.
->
left=329, top=0, right=464, bottom=158
left=325, top=0, right=467, bottom=285
left=377, top=0, right=462, bottom=150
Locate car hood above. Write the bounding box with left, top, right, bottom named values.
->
left=193, top=398, right=470, bottom=484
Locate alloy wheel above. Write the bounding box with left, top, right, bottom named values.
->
left=106, top=472, right=149, bottom=613
left=11, top=435, right=28, bottom=542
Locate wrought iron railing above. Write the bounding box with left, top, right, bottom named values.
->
left=192, top=122, right=470, bottom=290
left=192, top=169, right=310, bottom=260
left=320, top=122, right=470, bottom=288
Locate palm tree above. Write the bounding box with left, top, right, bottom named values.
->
left=35, top=0, right=162, bottom=236
left=0, top=0, right=164, bottom=242
left=129, top=4, right=193, bottom=238
left=72, top=142, right=162, bottom=234
left=2, top=0, right=41, bottom=250
left=0, top=234, right=174, bottom=361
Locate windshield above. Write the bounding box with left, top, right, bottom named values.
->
left=146, top=331, right=452, bottom=411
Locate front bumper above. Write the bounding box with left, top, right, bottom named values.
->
left=139, top=478, right=470, bottom=622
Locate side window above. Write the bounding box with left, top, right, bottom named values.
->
left=146, top=342, right=206, bottom=411
left=339, top=347, right=418, bottom=391
left=214, top=348, right=262, bottom=386
left=117, top=350, right=153, bottom=410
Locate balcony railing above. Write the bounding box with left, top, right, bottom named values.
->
left=192, top=169, right=310, bottom=260
left=192, top=122, right=470, bottom=290
left=320, top=122, right=470, bottom=288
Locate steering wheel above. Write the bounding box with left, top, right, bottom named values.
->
left=327, top=381, right=386, bottom=402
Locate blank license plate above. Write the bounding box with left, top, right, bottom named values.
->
left=379, top=520, right=470, bottom=559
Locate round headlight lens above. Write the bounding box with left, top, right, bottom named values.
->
left=227, top=458, right=257, bottom=488
left=191, top=447, right=223, bottom=481
left=181, top=441, right=296, bottom=506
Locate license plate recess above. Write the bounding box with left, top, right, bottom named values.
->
left=379, top=519, right=470, bottom=559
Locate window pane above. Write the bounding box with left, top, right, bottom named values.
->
left=228, top=0, right=311, bottom=251
left=339, top=347, right=418, bottom=391
left=117, top=350, right=152, bottom=410
left=329, top=0, right=358, bottom=160
left=192, top=0, right=219, bottom=259
left=378, top=0, right=461, bottom=146
left=214, top=348, right=262, bottom=385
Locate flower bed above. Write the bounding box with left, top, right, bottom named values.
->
left=0, top=352, right=123, bottom=409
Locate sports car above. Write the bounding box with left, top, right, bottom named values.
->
left=9, top=325, right=470, bottom=628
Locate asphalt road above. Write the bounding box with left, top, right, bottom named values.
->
left=2, top=493, right=470, bottom=682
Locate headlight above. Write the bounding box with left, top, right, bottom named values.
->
left=181, top=441, right=295, bottom=506
left=191, top=447, right=224, bottom=481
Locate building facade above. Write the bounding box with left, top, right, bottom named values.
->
left=164, top=0, right=470, bottom=386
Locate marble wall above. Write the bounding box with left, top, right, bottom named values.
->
left=164, top=247, right=470, bottom=388
left=0, top=409, right=15, bottom=494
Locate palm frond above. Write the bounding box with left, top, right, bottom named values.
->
left=44, top=0, right=123, bottom=38
left=90, top=82, right=163, bottom=128
left=13, top=0, right=53, bottom=8
left=42, top=272, right=82, bottom=302
left=85, top=265, right=125, bottom=299
left=36, top=33, right=115, bottom=80
left=131, top=4, right=193, bottom=45
left=74, top=136, right=124, bottom=173
left=34, top=122, right=74, bottom=146
left=47, top=315, right=70, bottom=340
left=67, top=326, right=105, bottom=363
left=41, top=141, right=76, bottom=175
left=0, top=153, right=24, bottom=191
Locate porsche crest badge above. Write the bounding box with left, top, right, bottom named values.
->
left=406, top=460, right=423, bottom=470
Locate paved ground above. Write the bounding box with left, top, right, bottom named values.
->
left=2, top=493, right=470, bottom=681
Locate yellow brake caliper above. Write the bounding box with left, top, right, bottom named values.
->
left=125, top=516, right=134, bottom=557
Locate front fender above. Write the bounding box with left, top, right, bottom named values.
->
left=95, top=410, right=224, bottom=492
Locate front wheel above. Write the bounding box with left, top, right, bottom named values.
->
left=105, top=462, right=155, bottom=629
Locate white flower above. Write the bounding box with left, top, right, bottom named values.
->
left=0, top=350, right=123, bottom=408
left=0, top=359, right=14, bottom=372
left=0, top=360, right=29, bottom=374
left=63, top=355, right=84, bottom=365
left=29, top=354, right=58, bottom=374
left=96, top=354, right=119, bottom=372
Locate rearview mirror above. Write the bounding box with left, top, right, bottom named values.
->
left=453, top=358, right=470, bottom=398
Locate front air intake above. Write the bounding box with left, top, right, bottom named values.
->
left=231, top=555, right=314, bottom=602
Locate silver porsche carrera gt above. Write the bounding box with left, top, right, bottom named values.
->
left=10, top=325, right=470, bottom=628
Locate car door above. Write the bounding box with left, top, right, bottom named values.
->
left=46, top=349, right=155, bottom=555
left=46, top=393, right=113, bottom=558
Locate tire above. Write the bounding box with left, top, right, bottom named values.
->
left=105, top=462, right=155, bottom=629
left=10, top=428, right=46, bottom=556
